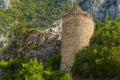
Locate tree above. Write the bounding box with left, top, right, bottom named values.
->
left=72, top=18, right=120, bottom=78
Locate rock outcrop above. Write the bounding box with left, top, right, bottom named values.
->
left=80, top=0, right=120, bottom=20
left=0, top=30, right=61, bottom=61
left=0, top=0, right=12, bottom=9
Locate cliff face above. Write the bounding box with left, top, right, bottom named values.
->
left=80, top=0, right=120, bottom=20
left=0, top=30, right=61, bottom=60
left=0, top=0, right=12, bottom=9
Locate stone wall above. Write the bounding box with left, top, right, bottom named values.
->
left=60, top=6, right=95, bottom=72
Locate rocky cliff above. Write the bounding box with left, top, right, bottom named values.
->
left=0, top=0, right=12, bottom=9
left=0, top=30, right=61, bottom=60
left=80, top=0, right=120, bottom=20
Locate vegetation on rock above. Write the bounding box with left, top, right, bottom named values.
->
left=0, top=0, right=72, bottom=53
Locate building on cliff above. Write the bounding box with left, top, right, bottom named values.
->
left=60, top=6, right=95, bottom=72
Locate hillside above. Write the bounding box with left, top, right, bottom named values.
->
left=1, top=0, right=120, bottom=80
left=0, top=0, right=71, bottom=52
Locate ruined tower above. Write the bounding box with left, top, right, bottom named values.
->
left=60, top=6, right=95, bottom=72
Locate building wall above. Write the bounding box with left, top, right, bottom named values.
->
left=60, top=6, right=95, bottom=72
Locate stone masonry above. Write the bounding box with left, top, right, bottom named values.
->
left=60, top=6, right=95, bottom=72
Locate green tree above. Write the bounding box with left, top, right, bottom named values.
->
left=72, top=18, right=120, bottom=78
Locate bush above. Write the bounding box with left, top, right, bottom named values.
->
left=61, top=73, right=72, bottom=80
left=91, top=18, right=120, bottom=47
left=72, top=45, right=120, bottom=78
left=13, top=59, right=47, bottom=80
left=72, top=18, right=120, bottom=78
left=0, top=58, right=71, bottom=80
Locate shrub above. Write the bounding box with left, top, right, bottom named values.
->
left=0, top=58, right=71, bottom=80
left=61, top=73, right=72, bottom=80
left=72, top=45, right=120, bottom=78
left=13, top=59, right=47, bottom=80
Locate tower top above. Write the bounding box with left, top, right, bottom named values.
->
left=63, top=6, right=93, bottom=19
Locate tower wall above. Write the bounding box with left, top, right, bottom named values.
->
left=60, top=6, right=95, bottom=72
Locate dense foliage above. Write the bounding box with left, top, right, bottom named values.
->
left=1, top=0, right=72, bottom=28
left=72, top=18, right=120, bottom=78
left=0, top=58, right=72, bottom=80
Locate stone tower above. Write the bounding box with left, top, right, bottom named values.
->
left=60, top=6, right=95, bottom=72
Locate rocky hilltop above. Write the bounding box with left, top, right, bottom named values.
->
left=0, top=30, right=61, bottom=60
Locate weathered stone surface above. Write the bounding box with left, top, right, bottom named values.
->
left=60, top=6, right=95, bottom=72
left=0, top=30, right=61, bottom=60
left=0, top=0, right=12, bottom=9
left=80, top=0, right=120, bottom=20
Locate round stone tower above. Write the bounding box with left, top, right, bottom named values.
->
left=60, top=6, right=95, bottom=72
